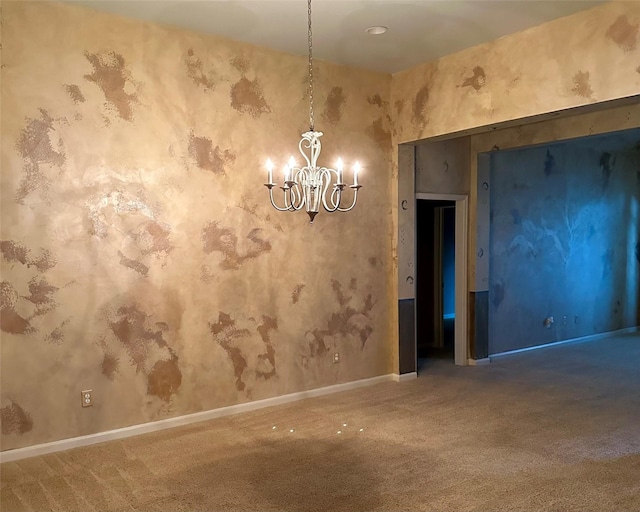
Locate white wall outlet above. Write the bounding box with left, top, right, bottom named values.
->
left=81, top=390, right=93, bottom=408
left=333, top=352, right=340, bottom=363
left=563, top=315, right=567, bottom=325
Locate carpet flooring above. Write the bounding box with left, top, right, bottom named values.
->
left=2, top=332, right=639, bottom=511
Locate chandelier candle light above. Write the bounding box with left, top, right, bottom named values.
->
left=264, top=0, right=362, bottom=223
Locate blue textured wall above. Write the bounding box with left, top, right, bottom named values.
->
left=489, top=131, right=640, bottom=354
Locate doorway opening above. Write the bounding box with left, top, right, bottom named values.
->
left=413, top=192, right=468, bottom=371
left=417, top=199, right=456, bottom=363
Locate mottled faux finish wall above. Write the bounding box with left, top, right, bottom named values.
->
left=489, top=132, right=640, bottom=354
left=392, top=1, right=640, bottom=145
left=389, top=1, right=640, bottom=358
left=0, top=1, right=393, bottom=450
left=415, top=138, right=470, bottom=195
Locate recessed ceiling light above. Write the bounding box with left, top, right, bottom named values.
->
left=366, top=26, right=388, bottom=35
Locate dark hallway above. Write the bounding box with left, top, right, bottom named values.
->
left=416, top=200, right=456, bottom=364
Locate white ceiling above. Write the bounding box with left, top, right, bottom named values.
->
left=68, top=0, right=605, bottom=74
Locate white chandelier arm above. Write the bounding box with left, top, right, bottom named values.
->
left=319, top=167, right=344, bottom=212
left=317, top=168, right=339, bottom=212
left=282, top=185, right=297, bottom=211
left=330, top=185, right=343, bottom=211
left=298, top=137, right=313, bottom=168
left=267, top=186, right=295, bottom=211
left=289, top=180, right=305, bottom=210
left=282, top=185, right=291, bottom=210
left=288, top=183, right=300, bottom=209
left=336, top=186, right=361, bottom=212
left=289, top=169, right=307, bottom=210
left=282, top=168, right=300, bottom=211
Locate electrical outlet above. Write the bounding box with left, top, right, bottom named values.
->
left=574, top=315, right=579, bottom=324
left=333, top=352, right=340, bottom=363
left=563, top=316, right=567, bottom=325
left=81, top=390, right=93, bottom=408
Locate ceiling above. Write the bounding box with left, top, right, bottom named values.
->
left=68, top=0, right=605, bottom=74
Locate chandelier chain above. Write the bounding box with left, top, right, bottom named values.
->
left=308, top=0, right=314, bottom=131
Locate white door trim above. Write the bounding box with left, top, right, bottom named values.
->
left=416, top=193, right=469, bottom=366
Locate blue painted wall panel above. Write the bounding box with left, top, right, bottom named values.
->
left=489, top=133, right=640, bottom=354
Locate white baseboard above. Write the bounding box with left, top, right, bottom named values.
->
left=490, top=326, right=639, bottom=359
left=393, top=372, right=417, bottom=382
left=467, top=358, right=490, bottom=366
left=466, top=327, right=639, bottom=364
left=0, top=373, right=396, bottom=463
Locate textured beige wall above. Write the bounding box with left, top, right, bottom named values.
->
left=397, top=146, right=415, bottom=301
left=391, top=1, right=640, bottom=348
left=0, top=1, right=393, bottom=450
left=3, top=0, right=639, bottom=450
left=392, top=1, right=640, bottom=144
left=415, top=138, right=470, bottom=196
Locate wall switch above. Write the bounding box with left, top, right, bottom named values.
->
left=81, top=390, right=93, bottom=408
left=333, top=352, right=340, bottom=363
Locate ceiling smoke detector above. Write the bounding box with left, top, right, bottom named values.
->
left=366, top=26, right=388, bottom=35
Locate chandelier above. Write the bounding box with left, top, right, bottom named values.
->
left=264, top=0, right=362, bottom=223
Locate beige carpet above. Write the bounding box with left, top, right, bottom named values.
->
left=2, top=332, right=640, bottom=511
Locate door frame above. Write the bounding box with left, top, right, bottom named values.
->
left=416, top=193, right=468, bottom=366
